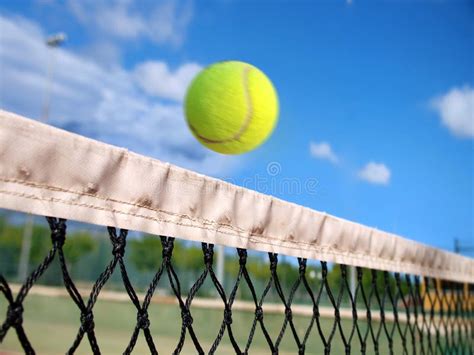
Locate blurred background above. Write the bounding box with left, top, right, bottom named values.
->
left=0, top=0, right=472, bottom=253
left=0, top=1, right=472, bottom=353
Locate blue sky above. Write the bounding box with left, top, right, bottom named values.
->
left=0, top=0, right=472, bottom=254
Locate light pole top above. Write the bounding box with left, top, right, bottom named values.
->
left=46, top=32, right=67, bottom=47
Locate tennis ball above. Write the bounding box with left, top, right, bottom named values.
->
left=184, top=61, right=279, bottom=155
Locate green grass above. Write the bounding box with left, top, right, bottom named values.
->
left=1, top=294, right=406, bottom=354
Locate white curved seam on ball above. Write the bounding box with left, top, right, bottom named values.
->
left=189, top=65, right=254, bottom=144
left=231, top=65, right=253, bottom=141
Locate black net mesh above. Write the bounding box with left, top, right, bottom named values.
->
left=1, top=217, right=473, bottom=354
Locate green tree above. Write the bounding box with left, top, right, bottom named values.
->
left=63, top=231, right=98, bottom=268
left=0, top=220, right=52, bottom=277
left=129, top=236, right=206, bottom=273
left=246, top=257, right=270, bottom=281
left=29, top=224, right=53, bottom=264
left=129, top=236, right=162, bottom=272
left=173, top=241, right=204, bottom=271
left=0, top=221, right=23, bottom=277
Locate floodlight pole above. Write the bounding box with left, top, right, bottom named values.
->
left=216, top=244, right=225, bottom=286
left=17, top=33, right=66, bottom=282
left=42, top=33, right=66, bottom=121
left=350, top=265, right=356, bottom=297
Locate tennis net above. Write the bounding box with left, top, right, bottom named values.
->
left=0, top=109, right=473, bottom=354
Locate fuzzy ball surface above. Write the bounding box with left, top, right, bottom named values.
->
left=184, top=61, right=279, bottom=155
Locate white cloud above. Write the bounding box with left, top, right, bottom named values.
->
left=309, top=141, right=339, bottom=164
left=358, top=162, right=391, bottom=185
left=68, top=0, right=193, bottom=46
left=80, top=41, right=123, bottom=67
left=430, top=85, right=474, bottom=139
left=134, top=61, right=201, bottom=101
left=0, top=15, right=239, bottom=177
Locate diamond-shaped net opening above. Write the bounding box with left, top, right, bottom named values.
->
left=1, top=110, right=473, bottom=354
left=1, top=215, right=472, bottom=354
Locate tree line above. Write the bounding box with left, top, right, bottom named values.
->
left=0, top=214, right=409, bottom=305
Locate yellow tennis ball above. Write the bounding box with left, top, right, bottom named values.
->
left=184, top=61, right=279, bottom=155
